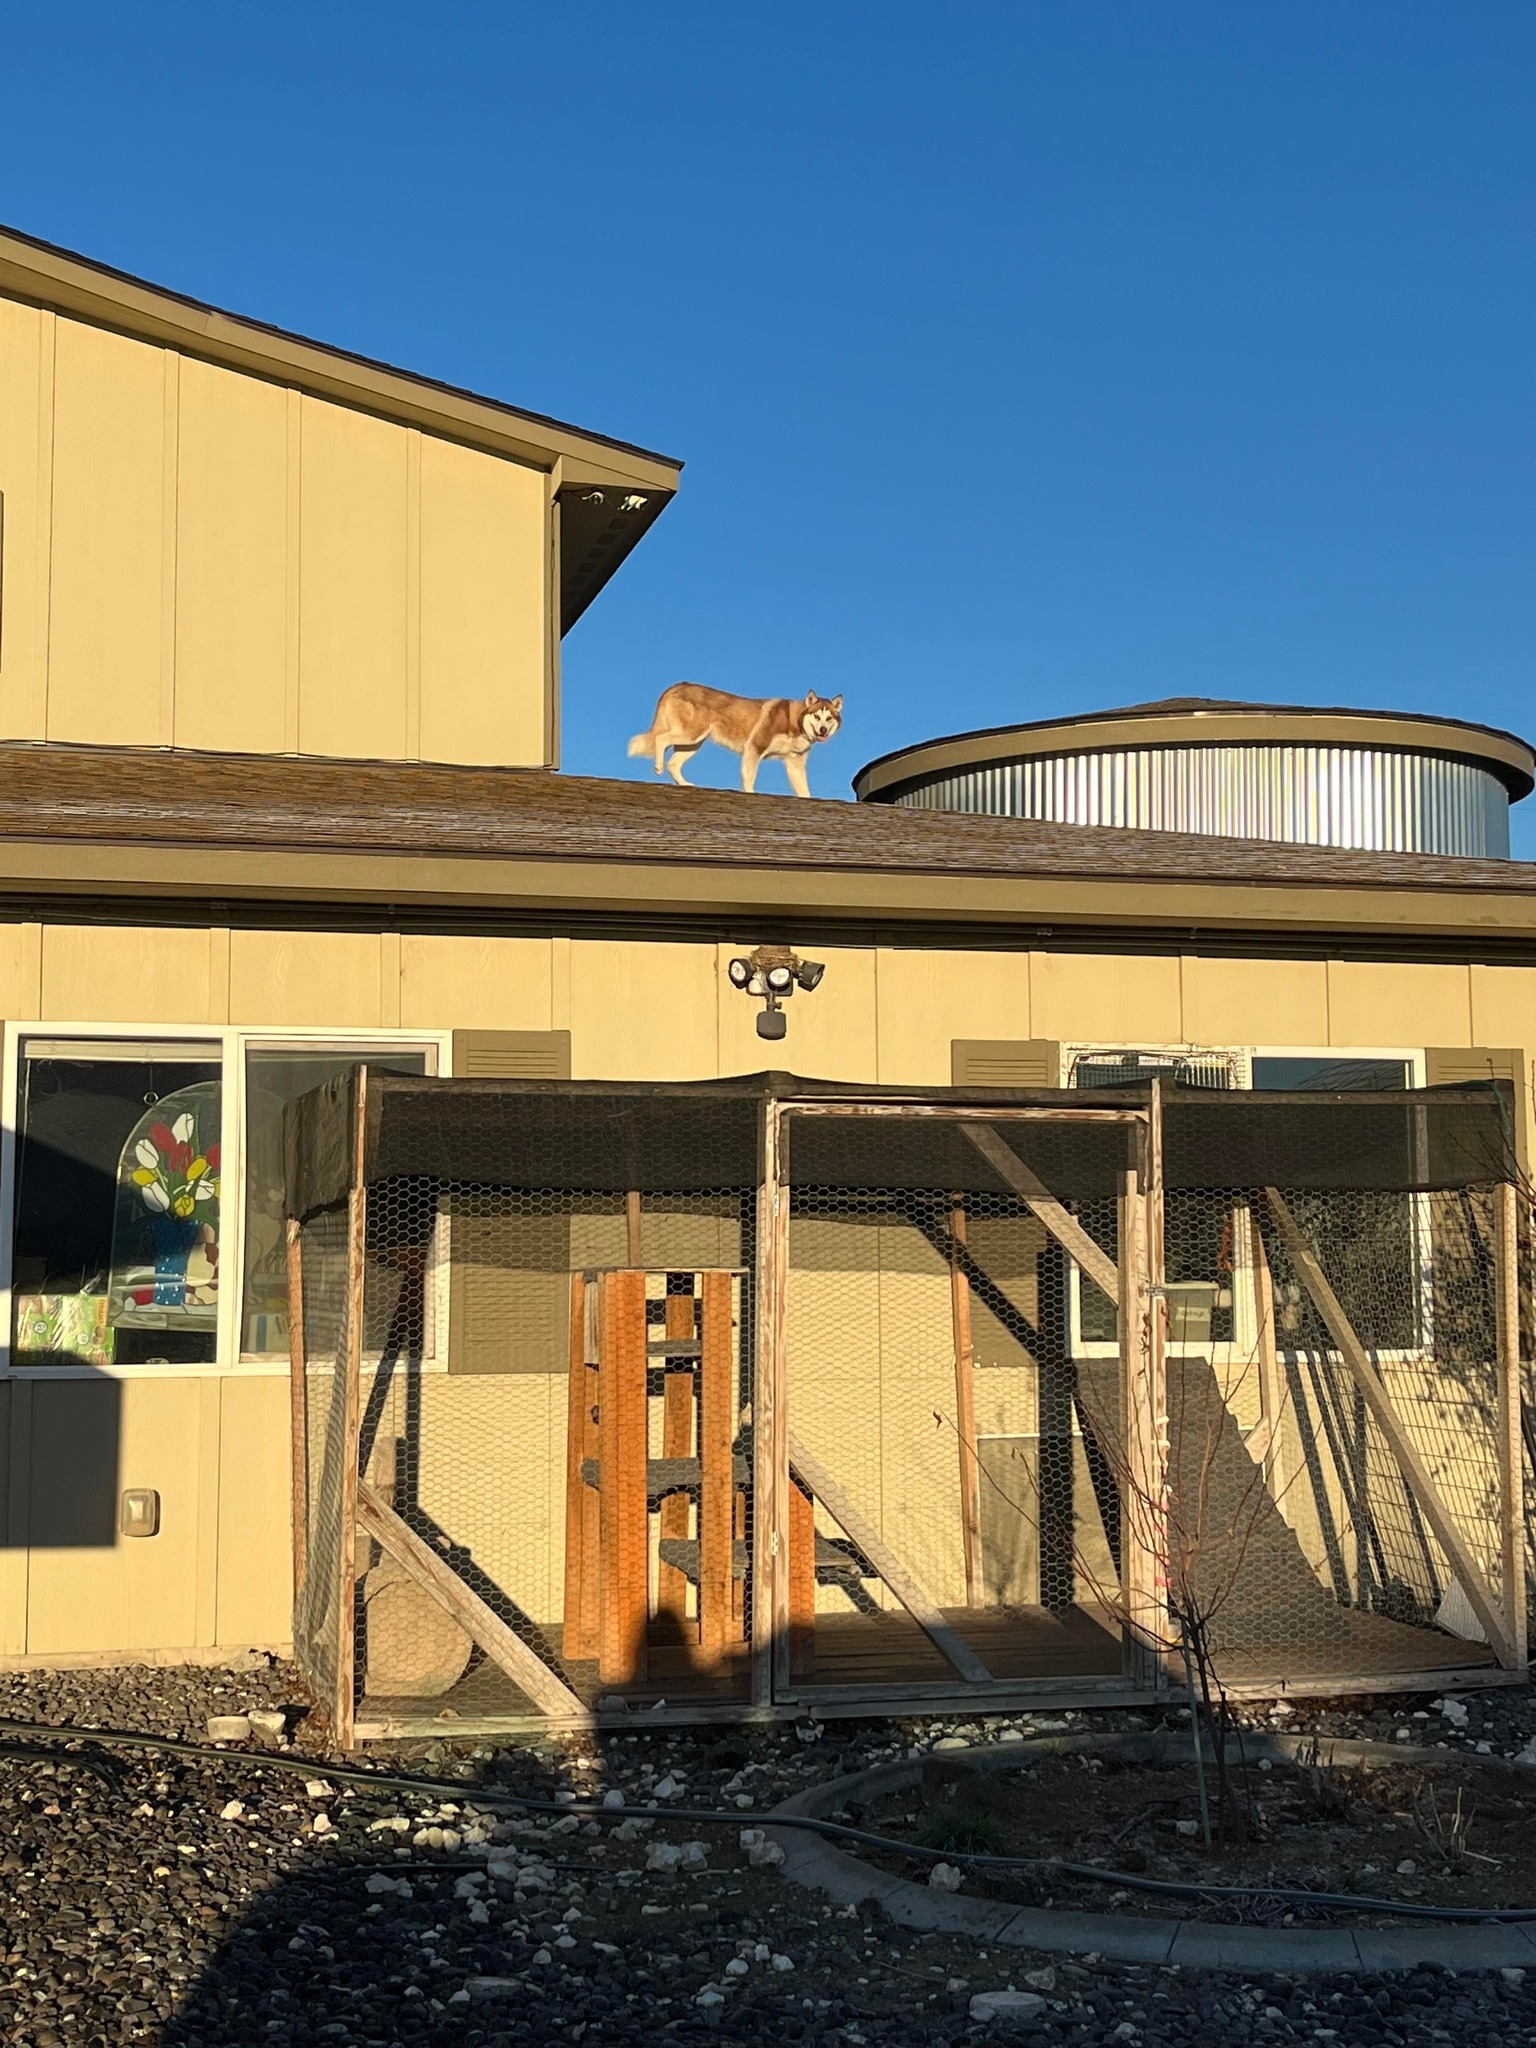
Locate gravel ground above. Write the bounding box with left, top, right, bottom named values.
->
left=2, top=1663, right=1536, bottom=2046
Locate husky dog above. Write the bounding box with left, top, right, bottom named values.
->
left=628, top=683, right=843, bottom=797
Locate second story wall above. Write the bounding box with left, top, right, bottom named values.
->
left=0, top=297, right=552, bottom=767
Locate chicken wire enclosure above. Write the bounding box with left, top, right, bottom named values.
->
left=1153, top=1085, right=1527, bottom=1693
left=284, top=1068, right=1529, bottom=1744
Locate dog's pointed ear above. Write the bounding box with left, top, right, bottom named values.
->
left=830, top=695, right=843, bottom=712
left=804, top=691, right=820, bottom=706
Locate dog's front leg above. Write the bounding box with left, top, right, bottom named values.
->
left=783, top=753, right=812, bottom=799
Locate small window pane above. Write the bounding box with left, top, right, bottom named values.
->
left=242, top=1047, right=431, bottom=1355
left=1251, top=1057, right=1409, bottom=1092
left=13, top=1050, right=222, bottom=1366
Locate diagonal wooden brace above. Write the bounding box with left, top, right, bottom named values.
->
left=358, top=1480, right=585, bottom=1718
left=787, top=1431, right=992, bottom=1684
left=1263, top=1187, right=1516, bottom=1668
left=961, top=1123, right=1119, bottom=1301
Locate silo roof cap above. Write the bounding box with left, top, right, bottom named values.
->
left=853, top=698, right=1536, bottom=805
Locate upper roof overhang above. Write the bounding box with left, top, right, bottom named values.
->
left=0, top=222, right=681, bottom=634
left=854, top=699, right=1536, bottom=805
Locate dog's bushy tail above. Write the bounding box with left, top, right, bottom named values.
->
left=626, top=731, right=652, bottom=758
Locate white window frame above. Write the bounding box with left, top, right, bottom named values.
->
left=1063, top=1041, right=1428, bottom=1366
left=0, top=1022, right=451, bottom=1380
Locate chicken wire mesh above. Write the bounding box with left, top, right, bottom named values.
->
left=289, top=1075, right=761, bottom=1734
left=286, top=1071, right=1524, bottom=1734
left=781, top=1108, right=1140, bottom=1694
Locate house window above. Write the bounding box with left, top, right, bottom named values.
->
left=12, top=1041, right=223, bottom=1367
left=240, top=1043, right=435, bottom=1358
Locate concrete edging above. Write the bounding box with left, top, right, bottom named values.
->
left=764, top=1735, right=1536, bottom=1974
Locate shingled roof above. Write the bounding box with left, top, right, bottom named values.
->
left=0, top=740, right=1533, bottom=899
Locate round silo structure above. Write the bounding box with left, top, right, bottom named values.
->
left=852, top=698, right=1534, bottom=857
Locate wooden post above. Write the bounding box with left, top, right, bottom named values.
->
left=1248, top=1219, right=1290, bottom=1492
left=656, top=1279, right=697, bottom=1634
left=562, top=1274, right=601, bottom=1662
left=1496, top=1181, right=1528, bottom=1669
left=752, top=1101, right=787, bottom=1706
left=286, top=1216, right=309, bottom=1605
left=625, top=1191, right=643, bottom=1267
left=1117, top=1155, right=1165, bottom=1678
left=598, top=1269, right=650, bottom=1687
left=334, top=1068, right=369, bottom=1751
left=948, top=1196, right=983, bottom=1607
left=788, top=1474, right=817, bottom=1679
left=699, top=1271, right=736, bottom=1663
left=1265, top=1185, right=1516, bottom=1666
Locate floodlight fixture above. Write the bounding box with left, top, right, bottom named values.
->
left=725, top=944, right=827, bottom=1041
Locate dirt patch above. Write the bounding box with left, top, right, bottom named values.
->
left=859, top=1746, right=1536, bottom=1925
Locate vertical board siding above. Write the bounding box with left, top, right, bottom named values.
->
left=0, top=298, right=552, bottom=764
left=174, top=358, right=289, bottom=753
left=896, top=745, right=1511, bottom=858
left=46, top=320, right=168, bottom=744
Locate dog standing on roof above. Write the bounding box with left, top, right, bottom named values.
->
left=628, top=682, right=843, bottom=797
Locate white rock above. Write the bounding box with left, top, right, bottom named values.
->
left=997, top=1729, right=1025, bottom=1744
left=305, top=1779, right=333, bottom=1799
left=220, top=1800, right=245, bottom=1821
left=602, top=1789, right=626, bottom=1809
left=678, top=1840, right=708, bottom=1869
left=970, top=1990, right=1047, bottom=2024
left=747, top=1838, right=785, bottom=1870
left=646, top=1842, right=683, bottom=1873
left=555, top=1934, right=577, bottom=1949
left=448, top=1989, right=471, bottom=2006
left=928, top=1862, right=963, bottom=1892
left=794, top=1720, right=823, bottom=1743
left=1396, top=1858, right=1419, bottom=1876
left=734, top=1793, right=755, bottom=1809
left=612, top=1816, right=652, bottom=1841
left=1268, top=1701, right=1295, bottom=1720
left=932, top=1736, right=970, bottom=1752
left=1174, top=1819, right=1201, bottom=1837
left=1395, top=1728, right=1413, bottom=1743
left=311, top=1813, right=332, bottom=1835
left=532, top=1947, right=552, bottom=1965
left=246, top=1708, right=287, bottom=1746
left=653, top=1775, right=681, bottom=1800
left=771, top=1953, right=794, bottom=1972
left=205, top=1714, right=251, bottom=1743
left=1437, top=1697, right=1470, bottom=1727
left=696, top=1989, right=726, bottom=2010
left=467, top=1901, right=489, bottom=1925
left=1023, top=1966, right=1056, bottom=1991
left=725, top=1957, right=750, bottom=1976
left=1500, top=1968, right=1525, bottom=1984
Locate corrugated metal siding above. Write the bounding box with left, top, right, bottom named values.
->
left=892, top=745, right=1510, bottom=857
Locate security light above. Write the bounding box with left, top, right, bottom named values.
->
left=620, top=494, right=650, bottom=513
left=726, top=944, right=826, bottom=1041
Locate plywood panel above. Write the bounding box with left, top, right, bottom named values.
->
left=1031, top=951, right=1182, bottom=1044
left=400, top=935, right=553, bottom=1030
left=229, top=929, right=385, bottom=1027
left=296, top=398, right=408, bottom=759
left=1180, top=954, right=1329, bottom=1046
left=174, top=358, right=288, bottom=753
left=717, top=945, right=878, bottom=1081
left=1327, top=961, right=1471, bottom=1050
left=216, top=1374, right=293, bottom=1645
left=875, top=949, right=1031, bottom=1084
left=419, top=438, right=547, bottom=768
left=26, top=1378, right=201, bottom=1655
left=0, top=298, right=49, bottom=737
left=570, top=939, right=718, bottom=1078
left=40, top=923, right=216, bottom=1024
left=47, top=319, right=168, bottom=745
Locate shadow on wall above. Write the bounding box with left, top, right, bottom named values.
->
left=0, top=1368, right=122, bottom=1547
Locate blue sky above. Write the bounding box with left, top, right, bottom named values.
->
left=4, top=5, right=1534, bottom=845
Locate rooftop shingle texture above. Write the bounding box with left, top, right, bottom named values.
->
left=0, top=742, right=1532, bottom=897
